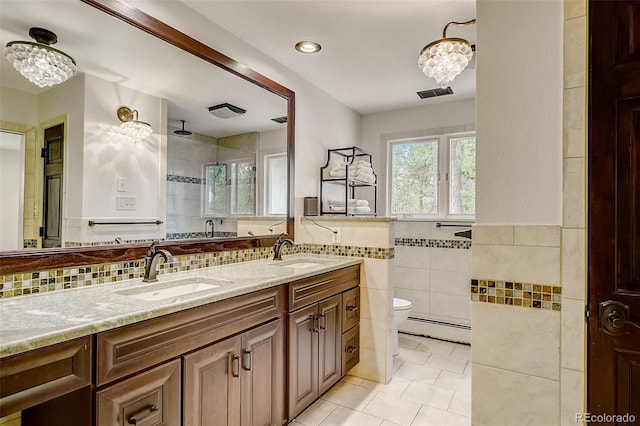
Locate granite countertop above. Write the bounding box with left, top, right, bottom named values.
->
left=0, top=254, right=362, bottom=359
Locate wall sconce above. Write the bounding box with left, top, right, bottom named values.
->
left=418, top=19, right=476, bottom=88
left=3, top=27, right=77, bottom=88
left=117, top=106, right=153, bottom=141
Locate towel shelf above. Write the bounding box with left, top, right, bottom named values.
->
left=319, top=147, right=377, bottom=216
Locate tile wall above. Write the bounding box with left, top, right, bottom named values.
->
left=297, top=216, right=395, bottom=384
left=392, top=221, right=472, bottom=343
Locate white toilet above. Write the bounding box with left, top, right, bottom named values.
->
left=392, top=297, right=412, bottom=355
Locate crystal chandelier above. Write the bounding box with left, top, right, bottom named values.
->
left=418, top=19, right=476, bottom=88
left=117, top=106, right=153, bottom=142
left=3, top=27, right=77, bottom=88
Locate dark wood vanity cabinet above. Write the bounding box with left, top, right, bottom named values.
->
left=183, top=319, right=284, bottom=426
left=287, top=265, right=361, bottom=419
left=1, top=264, right=360, bottom=426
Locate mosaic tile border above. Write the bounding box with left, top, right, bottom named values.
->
left=395, top=238, right=471, bottom=250
left=65, top=238, right=159, bottom=247
left=167, top=174, right=203, bottom=184
left=23, top=239, right=38, bottom=248
left=0, top=243, right=393, bottom=299
left=471, top=278, right=562, bottom=311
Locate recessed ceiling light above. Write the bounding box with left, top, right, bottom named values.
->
left=295, top=40, right=321, bottom=54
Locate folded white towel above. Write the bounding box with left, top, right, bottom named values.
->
left=349, top=206, right=371, bottom=214
left=330, top=163, right=373, bottom=174
left=329, top=205, right=346, bottom=212
left=329, top=199, right=369, bottom=207
left=356, top=160, right=372, bottom=167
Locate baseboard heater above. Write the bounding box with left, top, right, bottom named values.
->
left=408, top=316, right=471, bottom=330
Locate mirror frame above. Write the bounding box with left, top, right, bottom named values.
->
left=0, top=0, right=295, bottom=275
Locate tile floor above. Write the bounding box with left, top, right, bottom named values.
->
left=291, top=334, right=471, bottom=426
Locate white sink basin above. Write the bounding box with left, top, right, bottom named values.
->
left=116, top=277, right=229, bottom=301
left=273, top=259, right=328, bottom=269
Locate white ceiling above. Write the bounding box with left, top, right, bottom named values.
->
left=1, top=0, right=476, bottom=133
left=181, top=0, right=477, bottom=115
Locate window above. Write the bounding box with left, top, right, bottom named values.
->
left=264, top=153, right=287, bottom=215
left=389, top=132, right=475, bottom=218
left=203, top=159, right=256, bottom=216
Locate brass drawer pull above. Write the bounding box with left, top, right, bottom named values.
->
left=345, top=346, right=357, bottom=354
left=231, top=354, right=241, bottom=377
left=319, top=314, right=327, bottom=330
left=128, top=404, right=159, bottom=425
left=242, top=349, right=252, bottom=371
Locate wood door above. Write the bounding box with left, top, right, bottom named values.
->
left=318, top=294, right=342, bottom=395
left=288, top=304, right=319, bottom=419
left=240, top=319, right=285, bottom=426
left=183, top=337, right=241, bottom=426
left=588, top=0, right=640, bottom=419
left=96, top=359, right=181, bottom=426
left=42, top=123, right=63, bottom=248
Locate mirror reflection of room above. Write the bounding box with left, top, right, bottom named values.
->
left=0, top=0, right=288, bottom=251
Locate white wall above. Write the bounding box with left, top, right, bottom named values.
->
left=475, top=0, right=563, bottom=225
left=0, top=86, right=38, bottom=126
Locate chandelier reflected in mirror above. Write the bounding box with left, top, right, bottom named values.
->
left=418, top=19, right=476, bottom=88
left=3, top=27, right=77, bottom=88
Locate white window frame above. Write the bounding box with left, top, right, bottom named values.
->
left=387, top=131, right=475, bottom=219
left=263, top=152, right=287, bottom=216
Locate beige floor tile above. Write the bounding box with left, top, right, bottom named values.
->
left=319, top=406, right=383, bottom=426
left=448, top=391, right=471, bottom=417
left=321, top=381, right=377, bottom=411
left=398, top=334, right=423, bottom=349
left=344, top=374, right=365, bottom=385
left=396, top=346, right=430, bottom=365
left=360, top=375, right=411, bottom=398
left=393, top=361, right=442, bottom=383
left=380, top=421, right=402, bottom=426
left=425, top=355, right=468, bottom=374
left=411, top=405, right=470, bottom=426
left=401, top=381, right=455, bottom=410
left=434, top=370, right=471, bottom=393
left=362, top=392, right=422, bottom=425
left=463, top=363, right=472, bottom=376
left=450, top=346, right=471, bottom=361
left=415, top=340, right=455, bottom=357
left=295, top=399, right=338, bottom=426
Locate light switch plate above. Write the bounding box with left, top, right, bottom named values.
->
left=117, top=177, right=128, bottom=192
left=117, top=195, right=136, bottom=210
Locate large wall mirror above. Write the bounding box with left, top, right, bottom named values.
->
left=0, top=0, right=294, bottom=274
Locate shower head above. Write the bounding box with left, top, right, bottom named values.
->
left=174, top=120, right=192, bottom=136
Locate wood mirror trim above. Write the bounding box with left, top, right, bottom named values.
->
left=0, top=0, right=295, bottom=275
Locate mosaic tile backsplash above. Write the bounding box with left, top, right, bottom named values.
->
left=0, top=243, right=394, bottom=299
left=395, top=238, right=471, bottom=250
left=471, top=278, right=562, bottom=311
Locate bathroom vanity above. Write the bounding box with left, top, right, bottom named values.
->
left=0, top=255, right=361, bottom=425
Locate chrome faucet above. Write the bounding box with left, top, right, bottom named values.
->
left=273, top=233, right=295, bottom=261
left=142, top=241, right=174, bottom=282
left=205, top=219, right=214, bottom=238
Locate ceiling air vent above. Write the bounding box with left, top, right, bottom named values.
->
left=417, top=87, right=454, bottom=99
left=271, top=116, right=287, bottom=124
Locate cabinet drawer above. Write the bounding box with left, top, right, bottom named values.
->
left=0, top=336, right=92, bottom=416
left=342, top=324, right=360, bottom=375
left=97, top=286, right=284, bottom=386
left=341, top=287, right=360, bottom=332
left=96, top=359, right=180, bottom=426
left=288, top=265, right=360, bottom=311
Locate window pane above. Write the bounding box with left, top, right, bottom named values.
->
left=266, top=154, right=287, bottom=215
left=391, top=140, right=438, bottom=215
left=449, top=137, right=476, bottom=215
left=204, top=164, right=227, bottom=215
left=231, top=161, right=256, bottom=215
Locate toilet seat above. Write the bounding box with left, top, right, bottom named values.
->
left=393, top=298, right=412, bottom=310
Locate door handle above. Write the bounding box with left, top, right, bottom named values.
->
left=242, top=349, right=252, bottom=371
left=599, top=300, right=640, bottom=336
left=346, top=305, right=358, bottom=312
left=309, top=314, right=319, bottom=333
left=318, top=314, right=327, bottom=330
left=231, top=353, right=240, bottom=377
left=128, top=405, right=159, bottom=425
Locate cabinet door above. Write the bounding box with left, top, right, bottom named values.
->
left=96, top=359, right=180, bottom=426
left=240, top=319, right=285, bottom=426
left=318, top=294, right=342, bottom=395
left=288, top=304, right=319, bottom=419
left=183, top=337, right=242, bottom=426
